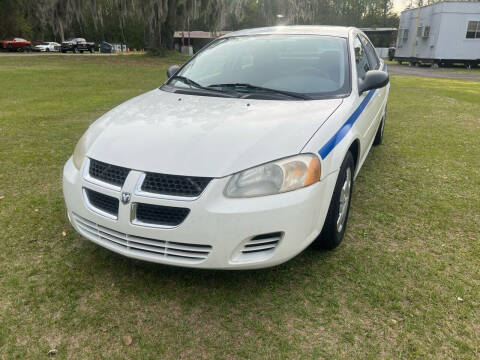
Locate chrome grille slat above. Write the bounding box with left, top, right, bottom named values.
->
left=98, top=226, right=126, bottom=239
left=165, top=248, right=208, bottom=259
left=99, top=231, right=128, bottom=246
left=165, top=242, right=211, bottom=253
left=127, top=241, right=166, bottom=254
left=128, top=235, right=167, bottom=247
left=72, top=213, right=211, bottom=263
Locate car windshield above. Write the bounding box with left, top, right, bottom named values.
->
left=42, top=42, right=50, bottom=45
left=167, top=35, right=350, bottom=99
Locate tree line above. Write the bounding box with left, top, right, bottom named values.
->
left=1, top=0, right=400, bottom=51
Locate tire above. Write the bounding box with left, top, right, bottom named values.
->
left=80, top=50, right=84, bottom=54
left=373, top=113, right=385, bottom=146
left=312, top=152, right=355, bottom=250
left=73, top=47, right=79, bottom=54
left=46, top=48, right=50, bottom=52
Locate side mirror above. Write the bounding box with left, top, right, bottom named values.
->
left=358, top=70, right=389, bottom=94
left=167, top=65, right=180, bottom=78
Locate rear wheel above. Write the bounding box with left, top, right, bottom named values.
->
left=373, top=113, right=386, bottom=146
left=312, top=152, right=355, bottom=250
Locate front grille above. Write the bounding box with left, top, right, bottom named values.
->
left=73, top=214, right=211, bottom=263
left=242, top=232, right=282, bottom=254
left=135, top=203, right=190, bottom=226
left=141, top=172, right=212, bottom=197
left=89, top=159, right=129, bottom=187
left=85, top=188, right=119, bottom=216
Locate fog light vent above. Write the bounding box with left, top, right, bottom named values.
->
left=242, top=232, right=283, bottom=254
left=231, top=232, right=283, bottom=264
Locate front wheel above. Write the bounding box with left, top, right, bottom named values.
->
left=312, top=152, right=355, bottom=250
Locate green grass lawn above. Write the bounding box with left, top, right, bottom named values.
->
left=1, top=54, right=479, bottom=359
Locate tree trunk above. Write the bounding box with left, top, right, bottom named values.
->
left=161, top=0, right=177, bottom=50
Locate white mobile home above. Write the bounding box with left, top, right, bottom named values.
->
left=395, top=1, right=480, bottom=66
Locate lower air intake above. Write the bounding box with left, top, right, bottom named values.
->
left=73, top=214, right=211, bottom=264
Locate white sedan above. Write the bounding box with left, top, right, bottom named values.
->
left=63, top=26, right=389, bottom=269
left=34, top=42, right=60, bottom=52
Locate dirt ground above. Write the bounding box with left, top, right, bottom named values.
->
left=387, top=63, right=480, bottom=82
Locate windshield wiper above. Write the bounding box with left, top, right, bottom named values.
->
left=169, top=76, right=238, bottom=97
left=207, top=83, right=310, bottom=100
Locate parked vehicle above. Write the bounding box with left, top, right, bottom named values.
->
left=34, top=42, right=60, bottom=52
left=61, top=38, right=95, bottom=53
left=99, top=41, right=114, bottom=53
left=63, top=26, right=390, bottom=269
left=99, top=42, right=127, bottom=53
left=0, top=38, right=32, bottom=52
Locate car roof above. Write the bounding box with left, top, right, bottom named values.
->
left=222, top=25, right=355, bottom=38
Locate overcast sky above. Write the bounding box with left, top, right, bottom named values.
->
left=392, top=0, right=411, bottom=13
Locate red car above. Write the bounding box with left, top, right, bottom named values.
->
left=0, top=38, right=32, bottom=52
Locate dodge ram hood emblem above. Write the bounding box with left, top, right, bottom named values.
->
left=121, top=192, right=131, bottom=205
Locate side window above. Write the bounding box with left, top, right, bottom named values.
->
left=360, top=35, right=380, bottom=70
left=353, top=36, right=370, bottom=79
left=466, top=21, right=480, bottom=39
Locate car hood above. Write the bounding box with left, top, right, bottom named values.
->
left=86, top=89, right=342, bottom=177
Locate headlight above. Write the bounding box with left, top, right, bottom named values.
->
left=225, top=154, right=321, bottom=198
left=72, top=126, right=102, bottom=170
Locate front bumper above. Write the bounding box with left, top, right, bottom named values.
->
left=63, top=157, right=337, bottom=269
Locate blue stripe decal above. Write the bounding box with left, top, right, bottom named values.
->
left=318, top=89, right=375, bottom=159
left=318, top=62, right=387, bottom=160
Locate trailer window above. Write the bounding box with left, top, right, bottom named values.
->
left=402, top=29, right=409, bottom=43
left=466, top=21, right=480, bottom=39
left=423, top=26, right=430, bottom=38
left=417, top=26, right=422, bottom=37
